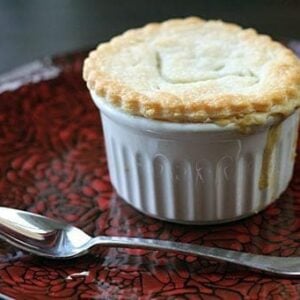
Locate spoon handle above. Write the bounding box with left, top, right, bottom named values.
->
left=88, top=236, right=300, bottom=276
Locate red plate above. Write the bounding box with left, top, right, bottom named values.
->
left=0, top=42, right=300, bottom=299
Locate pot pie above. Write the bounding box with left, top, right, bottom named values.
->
left=83, top=17, right=300, bottom=126
left=83, top=17, right=300, bottom=224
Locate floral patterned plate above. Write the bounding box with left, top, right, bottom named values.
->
left=0, top=41, right=300, bottom=300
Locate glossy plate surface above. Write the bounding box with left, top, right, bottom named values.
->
left=0, top=41, right=300, bottom=299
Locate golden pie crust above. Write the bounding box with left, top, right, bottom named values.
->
left=83, top=17, right=300, bottom=124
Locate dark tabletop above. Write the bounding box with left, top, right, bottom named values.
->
left=1, top=0, right=300, bottom=75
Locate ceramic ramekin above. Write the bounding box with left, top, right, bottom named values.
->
left=91, top=91, right=299, bottom=224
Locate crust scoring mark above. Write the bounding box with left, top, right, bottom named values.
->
left=155, top=52, right=259, bottom=85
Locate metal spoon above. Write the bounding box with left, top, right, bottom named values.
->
left=0, top=207, right=299, bottom=276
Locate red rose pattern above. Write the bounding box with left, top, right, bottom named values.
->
left=0, top=46, right=300, bottom=299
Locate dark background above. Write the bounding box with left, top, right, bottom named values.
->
left=1, top=0, right=300, bottom=74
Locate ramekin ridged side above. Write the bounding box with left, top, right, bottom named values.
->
left=91, top=92, right=299, bottom=224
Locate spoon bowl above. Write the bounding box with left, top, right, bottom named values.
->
left=1, top=206, right=300, bottom=276
left=0, top=207, right=91, bottom=258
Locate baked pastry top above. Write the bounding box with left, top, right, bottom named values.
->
left=83, top=17, right=300, bottom=124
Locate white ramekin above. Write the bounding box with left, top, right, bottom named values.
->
left=91, top=91, right=299, bottom=224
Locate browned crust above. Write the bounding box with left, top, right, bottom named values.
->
left=83, top=17, right=300, bottom=123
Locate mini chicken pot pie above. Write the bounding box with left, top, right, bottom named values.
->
left=83, top=17, right=300, bottom=224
